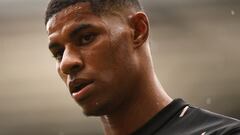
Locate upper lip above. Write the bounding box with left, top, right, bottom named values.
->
left=68, top=78, right=94, bottom=95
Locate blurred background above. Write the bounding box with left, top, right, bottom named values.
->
left=0, top=0, right=239, bottom=135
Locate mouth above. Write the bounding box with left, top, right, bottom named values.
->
left=69, top=79, right=94, bottom=95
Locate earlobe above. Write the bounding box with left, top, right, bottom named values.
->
left=128, top=12, right=149, bottom=48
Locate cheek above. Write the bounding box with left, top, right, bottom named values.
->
left=83, top=35, right=116, bottom=70
left=85, top=49, right=115, bottom=84
left=97, top=70, right=114, bottom=84
left=83, top=29, right=133, bottom=83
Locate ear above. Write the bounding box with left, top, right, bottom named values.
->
left=128, top=12, right=149, bottom=48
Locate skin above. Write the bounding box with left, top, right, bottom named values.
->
left=47, top=2, right=172, bottom=135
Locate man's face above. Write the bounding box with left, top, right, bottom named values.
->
left=47, top=3, right=139, bottom=116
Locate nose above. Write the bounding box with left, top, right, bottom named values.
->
left=59, top=46, right=83, bottom=75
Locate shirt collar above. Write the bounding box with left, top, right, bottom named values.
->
left=132, top=98, right=188, bottom=135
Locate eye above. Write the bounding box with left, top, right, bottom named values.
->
left=52, top=50, right=64, bottom=62
left=78, top=33, right=96, bottom=45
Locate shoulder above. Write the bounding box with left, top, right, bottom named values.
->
left=155, top=105, right=240, bottom=135
left=181, top=106, right=240, bottom=135
left=132, top=99, right=240, bottom=135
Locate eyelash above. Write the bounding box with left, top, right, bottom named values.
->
left=52, top=50, right=64, bottom=62
left=77, top=33, right=97, bottom=45
left=51, top=33, right=97, bottom=62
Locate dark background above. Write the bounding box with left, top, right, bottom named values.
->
left=0, top=0, right=239, bottom=134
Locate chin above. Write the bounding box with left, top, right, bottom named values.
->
left=80, top=102, right=111, bottom=117
left=82, top=106, right=108, bottom=117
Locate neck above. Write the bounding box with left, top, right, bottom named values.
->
left=100, top=45, right=172, bottom=135
left=100, top=72, right=172, bottom=135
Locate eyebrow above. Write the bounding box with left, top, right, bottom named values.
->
left=48, top=24, right=94, bottom=49
left=69, top=24, right=94, bottom=39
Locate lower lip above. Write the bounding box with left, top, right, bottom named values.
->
left=71, top=83, right=94, bottom=101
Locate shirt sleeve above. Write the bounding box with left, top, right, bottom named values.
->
left=230, top=129, right=240, bottom=135
left=223, top=123, right=240, bottom=135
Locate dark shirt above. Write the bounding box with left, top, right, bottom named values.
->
left=132, top=99, right=240, bottom=135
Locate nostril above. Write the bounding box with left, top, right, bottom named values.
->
left=60, top=54, right=84, bottom=74
left=60, top=62, right=82, bottom=75
left=70, top=64, right=82, bottom=74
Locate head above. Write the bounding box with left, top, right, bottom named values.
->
left=45, top=0, right=151, bottom=116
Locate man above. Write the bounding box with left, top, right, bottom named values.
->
left=45, top=0, right=240, bottom=134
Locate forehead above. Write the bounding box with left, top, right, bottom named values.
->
left=46, top=2, right=95, bottom=33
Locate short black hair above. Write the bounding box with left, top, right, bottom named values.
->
left=45, top=0, right=143, bottom=25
